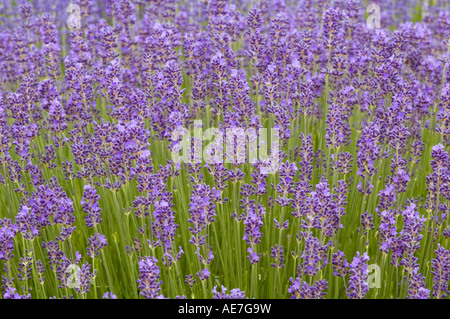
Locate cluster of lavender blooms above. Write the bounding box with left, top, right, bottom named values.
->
left=0, top=0, right=449, bottom=300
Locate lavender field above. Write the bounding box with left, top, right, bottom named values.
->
left=0, top=0, right=449, bottom=300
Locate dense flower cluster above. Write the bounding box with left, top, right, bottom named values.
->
left=0, top=0, right=449, bottom=300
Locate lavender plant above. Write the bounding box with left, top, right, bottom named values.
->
left=0, top=0, right=449, bottom=300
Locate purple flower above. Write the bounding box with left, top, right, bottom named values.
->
left=137, top=256, right=164, bottom=299
left=298, top=235, right=329, bottom=276
left=185, top=274, right=196, bottom=288
left=17, top=255, right=32, bottom=281
left=87, top=233, right=107, bottom=258
left=81, top=184, right=102, bottom=228
left=247, top=247, right=261, bottom=265
left=16, top=206, right=36, bottom=240
left=360, top=211, right=374, bottom=234
left=431, top=244, right=450, bottom=299
left=288, top=277, right=328, bottom=299
left=54, top=198, right=75, bottom=227
left=42, top=240, right=64, bottom=272
left=3, top=287, right=31, bottom=299
left=36, top=260, right=45, bottom=285
left=243, top=208, right=264, bottom=246
left=399, top=201, right=426, bottom=272
left=188, top=183, right=216, bottom=266
left=188, top=184, right=216, bottom=236
left=331, top=250, right=348, bottom=278
left=297, top=133, right=314, bottom=183
left=407, top=269, right=430, bottom=299
left=356, top=120, right=381, bottom=192
left=212, top=285, right=246, bottom=299
left=197, top=268, right=210, bottom=281
left=103, top=292, right=117, bottom=299
left=76, top=262, right=96, bottom=294
left=425, top=144, right=450, bottom=212
left=48, top=98, right=67, bottom=133
left=346, top=252, right=370, bottom=299
left=378, top=209, right=397, bottom=253
left=270, top=244, right=285, bottom=269
left=152, top=192, right=178, bottom=253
